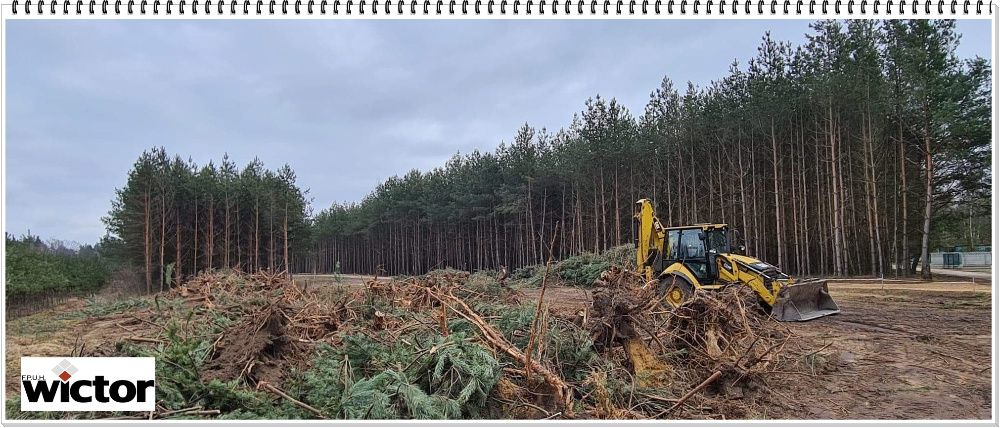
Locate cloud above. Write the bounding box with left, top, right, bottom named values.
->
left=4, top=19, right=992, bottom=243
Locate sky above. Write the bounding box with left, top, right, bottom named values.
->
left=4, top=19, right=993, bottom=245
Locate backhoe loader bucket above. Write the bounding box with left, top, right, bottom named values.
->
left=771, top=279, right=840, bottom=321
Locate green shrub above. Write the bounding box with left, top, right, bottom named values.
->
left=206, top=380, right=305, bottom=419
left=548, top=323, right=598, bottom=382
left=465, top=271, right=502, bottom=293
left=122, top=321, right=213, bottom=409
left=424, top=268, right=468, bottom=278
left=601, top=244, right=636, bottom=269
left=5, top=236, right=112, bottom=299
left=473, top=303, right=535, bottom=347
left=75, top=297, right=151, bottom=318
left=508, top=245, right=635, bottom=288
left=4, top=397, right=51, bottom=420
left=302, top=332, right=500, bottom=419
left=510, top=265, right=540, bottom=280
left=554, top=252, right=610, bottom=286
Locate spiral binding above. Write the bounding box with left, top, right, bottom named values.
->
left=9, top=0, right=995, bottom=15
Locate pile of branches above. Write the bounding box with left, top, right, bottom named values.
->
left=583, top=271, right=793, bottom=419
left=586, top=266, right=658, bottom=351
left=664, top=286, right=791, bottom=380
left=79, top=269, right=518, bottom=419
left=164, top=270, right=354, bottom=386
left=75, top=269, right=357, bottom=419
left=72, top=266, right=792, bottom=420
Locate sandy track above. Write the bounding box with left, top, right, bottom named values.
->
left=775, top=287, right=991, bottom=419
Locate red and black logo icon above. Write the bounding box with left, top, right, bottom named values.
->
left=52, top=359, right=77, bottom=382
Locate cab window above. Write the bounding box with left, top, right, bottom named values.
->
left=706, top=229, right=729, bottom=253
left=666, top=230, right=679, bottom=259
left=679, top=229, right=704, bottom=259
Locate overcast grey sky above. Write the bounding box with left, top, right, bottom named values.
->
left=5, top=20, right=992, bottom=244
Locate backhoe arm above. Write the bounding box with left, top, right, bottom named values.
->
left=633, top=199, right=666, bottom=282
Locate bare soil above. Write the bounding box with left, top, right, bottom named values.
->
left=524, top=281, right=993, bottom=419
left=5, top=298, right=89, bottom=395
left=294, top=274, right=374, bottom=288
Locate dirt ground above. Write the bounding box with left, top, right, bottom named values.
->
left=294, top=274, right=371, bottom=290
left=5, top=298, right=89, bottom=396
left=5, top=277, right=993, bottom=419
left=525, top=280, right=994, bottom=420
left=774, top=284, right=992, bottom=419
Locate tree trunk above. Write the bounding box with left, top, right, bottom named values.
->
left=738, top=129, right=748, bottom=243
left=920, top=108, right=933, bottom=280
left=144, top=191, right=152, bottom=293
left=225, top=194, right=231, bottom=268
left=208, top=197, right=214, bottom=270
left=283, top=201, right=290, bottom=277
left=175, top=213, right=182, bottom=287
left=900, top=122, right=909, bottom=276
left=614, top=168, right=621, bottom=246
left=254, top=197, right=260, bottom=272
left=159, top=195, right=166, bottom=292
left=829, top=104, right=844, bottom=277
left=194, top=196, right=199, bottom=274
left=771, top=118, right=784, bottom=269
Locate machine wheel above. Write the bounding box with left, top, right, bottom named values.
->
left=657, top=275, right=694, bottom=309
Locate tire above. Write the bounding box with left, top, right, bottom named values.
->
left=657, top=275, right=694, bottom=308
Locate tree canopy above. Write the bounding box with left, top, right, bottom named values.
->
left=305, top=20, right=991, bottom=278
left=104, top=148, right=310, bottom=291
left=102, top=20, right=990, bottom=282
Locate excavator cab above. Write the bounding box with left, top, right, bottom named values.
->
left=663, top=225, right=727, bottom=283
left=633, top=199, right=840, bottom=321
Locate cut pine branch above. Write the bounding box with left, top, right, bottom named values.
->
left=433, top=289, right=574, bottom=414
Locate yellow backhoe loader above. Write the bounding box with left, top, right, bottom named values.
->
left=633, top=198, right=840, bottom=321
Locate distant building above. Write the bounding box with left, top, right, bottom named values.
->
left=930, top=246, right=992, bottom=269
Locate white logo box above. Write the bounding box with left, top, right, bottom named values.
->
left=20, top=357, right=156, bottom=412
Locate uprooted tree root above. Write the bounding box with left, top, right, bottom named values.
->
left=68, top=270, right=355, bottom=418
left=661, top=288, right=793, bottom=416
left=583, top=266, right=795, bottom=418
left=71, top=267, right=794, bottom=420
left=171, top=270, right=351, bottom=386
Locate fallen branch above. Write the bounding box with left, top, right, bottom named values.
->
left=115, top=322, right=138, bottom=334
left=129, top=315, right=166, bottom=329
left=160, top=409, right=221, bottom=418
left=746, top=336, right=789, bottom=368
left=491, top=397, right=551, bottom=417
left=259, top=381, right=327, bottom=419
left=157, top=406, right=201, bottom=417
left=657, top=370, right=722, bottom=417
left=524, top=223, right=560, bottom=379
left=125, top=336, right=164, bottom=344
left=435, top=291, right=574, bottom=413
left=636, top=391, right=680, bottom=404
left=803, top=342, right=833, bottom=358
left=542, top=411, right=563, bottom=420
